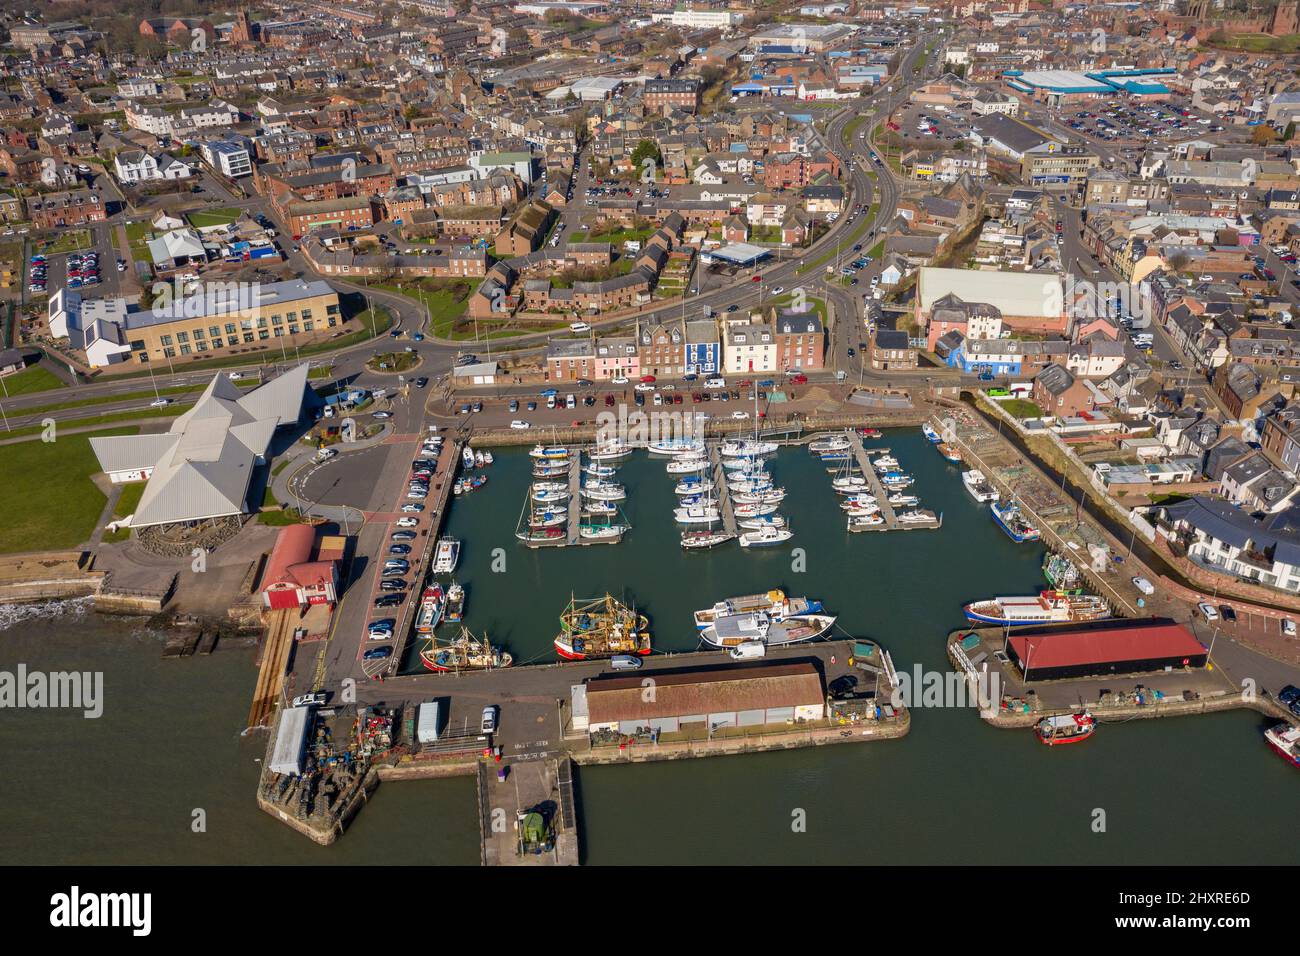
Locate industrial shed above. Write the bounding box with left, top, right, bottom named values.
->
left=1007, top=621, right=1207, bottom=682
left=585, top=662, right=825, bottom=736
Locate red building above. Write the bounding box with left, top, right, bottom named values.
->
left=772, top=309, right=826, bottom=372
left=261, top=525, right=340, bottom=610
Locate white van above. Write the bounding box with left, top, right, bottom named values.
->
left=729, top=641, right=767, bottom=660
left=569, top=321, right=592, bottom=333
left=705, top=376, right=727, bottom=389
left=610, top=655, right=643, bottom=670
left=565, top=393, right=576, bottom=409
left=1131, top=576, right=1155, bottom=596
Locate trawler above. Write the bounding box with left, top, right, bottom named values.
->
left=553, top=594, right=652, bottom=660
left=1265, top=723, right=1300, bottom=768
left=936, top=442, right=962, bottom=463
left=961, top=469, right=999, bottom=503
left=444, top=582, right=465, bottom=623
left=700, top=609, right=836, bottom=648
left=1035, top=711, right=1096, bottom=746
left=693, top=590, right=829, bottom=629
left=432, top=538, right=460, bottom=574
left=1043, top=553, right=1083, bottom=590
left=421, top=626, right=512, bottom=673
left=415, top=583, right=446, bottom=634
left=991, top=500, right=1041, bottom=543
left=963, top=590, right=1111, bottom=626
left=921, top=422, right=942, bottom=442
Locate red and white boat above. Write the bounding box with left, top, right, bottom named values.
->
left=1035, top=711, right=1096, bottom=746
left=415, top=583, right=445, bottom=634
left=1264, top=723, right=1300, bottom=768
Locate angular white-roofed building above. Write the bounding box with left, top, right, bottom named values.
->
left=90, top=365, right=309, bottom=528
left=917, top=267, right=1066, bottom=348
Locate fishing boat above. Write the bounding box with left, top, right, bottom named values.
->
left=584, top=462, right=618, bottom=478
left=463, top=446, right=476, bottom=469
left=647, top=438, right=704, bottom=457
left=432, top=538, right=461, bottom=574
left=739, top=525, right=794, bottom=548
left=415, top=583, right=446, bottom=633
left=847, top=513, right=885, bottom=530
left=737, top=514, right=787, bottom=531
left=887, top=493, right=919, bottom=507
left=553, top=594, right=651, bottom=660
left=516, top=527, right=565, bottom=544
left=733, top=501, right=778, bottom=518
left=693, top=590, right=829, bottom=629
left=963, top=590, right=1112, bottom=626
left=454, top=474, right=487, bottom=494
left=721, top=438, right=778, bottom=458
left=935, top=442, right=962, bottom=463
left=529, top=510, right=567, bottom=529
left=961, top=469, right=999, bottom=503
left=589, top=440, right=632, bottom=461
left=1043, top=554, right=1082, bottom=590
left=674, top=504, right=721, bottom=524
left=921, top=422, right=942, bottom=443
left=675, top=477, right=715, bottom=495
left=1264, top=723, right=1300, bottom=768
left=991, top=500, right=1041, bottom=543
left=528, top=445, right=569, bottom=460
left=666, top=456, right=709, bottom=474
left=531, top=486, right=569, bottom=504
left=444, top=582, right=465, bottom=623
left=582, top=500, right=617, bottom=516
left=581, top=481, right=625, bottom=502
left=700, top=609, right=836, bottom=648
left=421, top=626, right=512, bottom=673
left=681, top=530, right=735, bottom=550
left=1035, top=711, right=1096, bottom=746
left=809, top=434, right=851, bottom=454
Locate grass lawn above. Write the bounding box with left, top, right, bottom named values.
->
left=0, top=427, right=138, bottom=553
left=38, top=230, right=92, bottom=254
left=101, top=481, right=146, bottom=543
left=125, top=220, right=153, bottom=261
left=999, top=398, right=1043, bottom=419
left=0, top=365, right=63, bottom=395
left=258, top=507, right=305, bottom=527
left=187, top=207, right=242, bottom=229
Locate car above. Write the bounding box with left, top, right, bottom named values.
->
left=401, top=503, right=424, bottom=513
left=388, top=544, right=411, bottom=556
left=379, top=579, right=406, bottom=592
left=1279, top=685, right=1300, bottom=705
left=771, top=286, right=785, bottom=295
left=610, top=655, right=642, bottom=670
left=1132, top=576, right=1155, bottom=596
left=731, top=411, right=750, bottom=420
left=787, top=372, right=808, bottom=384
left=406, top=489, right=427, bottom=500
left=828, top=675, right=859, bottom=699
left=149, top=397, right=171, bottom=408
left=751, top=274, right=762, bottom=282
left=375, top=594, right=404, bottom=608
left=480, top=705, right=498, bottom=734
left=1197, top=602, right=1219, bottom=622
left=396, top=517, right=419, bottom=528
left=391, top=531, right=416, bottom=541
left=364, top=647, right=392, bottom=661
left=539, top=388, right=558, bottom=397
left=292, top=692, right=327, bottom=707
left=526, top=401, right=537, bottom=411
left=509, top=399, right=519, bottom=413
left=634, top=393, right=645, bottom=406
left=414, top=377, right=428, bottom=388
left=847, top=347, right=856, bottom=358
left=611, top=375, right=629, bottom=385
left=510, top=420, right=531, bottom=429
left=604, top=394, right=615, bottom=407
left=634, top=381, right=656, bottom=392
left=472, top=402, right=483, bottom=413
left=1283, top=618, right=1297, bottom=637
left=373, top=411, right=393, bottom=420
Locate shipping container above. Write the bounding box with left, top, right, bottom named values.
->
left=417, top=701, right=441, bottom=744
left=269, top=705, right=311, bottom=775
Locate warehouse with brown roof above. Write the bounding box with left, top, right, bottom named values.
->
left=584, top=662, right=826, bottom=736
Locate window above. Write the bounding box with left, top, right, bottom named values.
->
left=160, top=334, right=173, bottom=346
left=211, top=338, right=223, bottom=349
left=196, top=341, right=208, bottom=352
left=209, top=326, right=220, bottom=338
left=163, top=347, right=176, bottom=358
left=176, top=331, right=189, bottom=343
left=226, top=323, right=237, bottom=335
left=192, top=328, right=204, bottom=340
left=130, top=340, right=146, bottom=351
left=180, top=344, right=192, bottom=356
left=271, top=314, right=282, bottom=326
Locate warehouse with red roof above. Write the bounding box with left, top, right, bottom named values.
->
left=1007, top=620, right=1207, bottom=682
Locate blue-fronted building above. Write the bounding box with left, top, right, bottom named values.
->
left=685, top=319, right=720, bottom=375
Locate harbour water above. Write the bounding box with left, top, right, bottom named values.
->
left=1, top=431, right=1295, bottom=864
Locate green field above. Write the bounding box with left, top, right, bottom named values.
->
left=999, top=398, right=1043, bottom=420
left=37, top=230, right=92, bottom=255
left=0, top=427, right=138, bottom=553
left=187, top=207, right=242, bottom=229
left=0, top=365, right=63, bottom=395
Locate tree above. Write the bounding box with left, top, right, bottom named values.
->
left=630, top=139, right=660, bottom=170
left=1252, top=123, right=1281, bottom=145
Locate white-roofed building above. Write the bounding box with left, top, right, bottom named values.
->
left=89, top=365, right=310, bottom=528
left=917, top=267, right=1066, bottom=349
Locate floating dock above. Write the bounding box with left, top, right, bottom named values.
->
left=845, top=432, right=898, bottom=530
left=709, top=443, right=739, bottom=536
left=565, top=454, right=581, bottom=546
